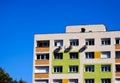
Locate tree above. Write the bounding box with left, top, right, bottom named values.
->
left=0, top=67, right=13, bottom=83
left=0, top=67, right=26, bottom=83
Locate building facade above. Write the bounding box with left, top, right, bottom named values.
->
left=33, top=24, right=120, bottom=83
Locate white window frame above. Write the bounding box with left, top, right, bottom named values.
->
left=36, top=53, right=49, bottom=60
left=85, top=79, right=94, bottom=83
left=70, top=52, right=78, bottom=59
left=35, top=80, right=48, bottom=83
left=85, top=52, right=94, bottom=59
left=35, top=66, right=49, bottom=73
left=101, top=52, right=110, bottom=59
left=85, top=39, right=94, bottom=45
left=70, top=39, right=79, bottom=46
left=101, top=65, right=111, bottom=72
left=54, top=53, right=63, bottom=60
left=53, top=79, right=62, bottom=83
left=69, top=79, right=78, bottom=83
left=54, top=66, right=62, bottom=73
left=69, top=66, right=78, bottom=73
left=116, top=51, right=120, bottom=58
left=116, top=38, right=120, bottom=44
left=85, top=65, right=94, bottom=72
left=54, top=40, right=63, bottom=47
left=101, top=79, right=111, bottom=83
left=101, top=38, right=111, bottom=45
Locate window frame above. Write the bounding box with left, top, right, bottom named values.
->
left=69, top=66, right=78, bottom=73
left=54, top=40, right=63, bottom=47
left=36, top=53, right=49, bottom=60
left=85, top=39, right=95, bottom=46
left=101, top=51, right=111, bottom=59
left=37, top=40, right=49, bottom=47
left=115, top=38, right=120, bottom=44
left=54, top=53, right=63, bottom=60
left=69, top=52, right=79, bottom=59
left=85, top=52, right=94, bottom=59
left=101, top=38, right=111, bottom=45
left=53, top=66, right=62, bottom=73
left=85, top=65, right=94, bottom=72
left=101, top=79, right=111, bottom=83
left=101, top=65, right=111, bottom=72
left=70, top=39, right=79, bottom=46
left=85, top=79, right=94, bottom=83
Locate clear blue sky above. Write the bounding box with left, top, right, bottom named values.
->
left=0, top=0, right=120, bottom=83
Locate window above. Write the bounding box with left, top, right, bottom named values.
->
left=85, top=79, right=94, bottom=83
left=101, top=65, right=111, bottom=72
left=69, top=66, right=78, bottom=73
left=54, top=66, right=62, bottom=73
left=116, top=38, right=120, bottom=44
left=101, top=52, right=110, bottom=59
left=69, top=79, right=78, bottom=83
left=101, top=38, right=111, bottom=45
left=85, top=65, right=94, bottom=72
left=35, top=66, right=49, bottom=73
left=36, top=53, right=49, bottom=60
left=53, top=79, right=62, bottom=83
left=116, top=51, right=120, bottom=58
left=54, top=53, right=63, bottom=60
left=116, top=65, right=120, bottom=72
left=85, top=39, right=94, bottom=45
left=70, top=52, right=78, bottom=59
left=101, top=79, right=111, bottom=83
left=54, top=40, right=63, bottom=46
left=115, top=78, right=120, bottom=83
left=35, top=80, right=48, bottom=83
left=37, top=40, right=49, bottom=47
left=70, top=39, right=79, bottom=46
left=85, top=52, right=94, bottom=59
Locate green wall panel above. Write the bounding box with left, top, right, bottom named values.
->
left=52, top=51, right=80, bottom=74
left=83, top=64, right=112, bottom=83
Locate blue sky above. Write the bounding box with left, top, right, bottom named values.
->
left=0, top=0, right=120, bottom=83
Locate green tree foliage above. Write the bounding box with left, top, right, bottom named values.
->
left=0, top=67, right=26, bottom=83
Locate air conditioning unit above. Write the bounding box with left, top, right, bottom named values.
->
left=79, top=45, right=87, bottom=52
left=54, top=46, right=62, bottom=53
left=64, top=45, right=72, bottom=53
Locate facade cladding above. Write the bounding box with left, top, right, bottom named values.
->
left=33, top=24, right=120, bottom=83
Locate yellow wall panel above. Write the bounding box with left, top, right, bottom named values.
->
left=62, top=79, right=68, bottom=83
left=94, top=51, right=101, bottom=58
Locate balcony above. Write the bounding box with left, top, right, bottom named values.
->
left=36, top=40, right=49, bottom=52
left=36, top=47, right=49, bottom=52
left=115, top=44, right=120, bottom=49
left=35, top=60, right=49, bottom=65
left=35, top=73, right=49, bottom=78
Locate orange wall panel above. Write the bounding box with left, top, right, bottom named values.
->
left=94, top=51, right=101, bottom=58
left=62, top=79, right=68, bottom=83
left=116, top=72, right=120, bottom=76
left=115, top=58, right=120, bottom=63
left=35, top=73, right=49, bottom=78
left=35, top=60, right=49, bottom=65
left=115, top=44, right=120, bottom=49
left=36, top=47, right=49, bottom=52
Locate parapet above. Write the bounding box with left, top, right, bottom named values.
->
left=66, top=24, right=106, bottom=33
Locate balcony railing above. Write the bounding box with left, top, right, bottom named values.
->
left=36, top=47, right=49, bottom=52
left=115, top=44, right=120, bottom=49
left=116, top=72, right=120, bottom=76
left=35, top=73, right=49, bottom=78
left=35, top=60, right=49, bottom=65
left=115, top=58, right=120, bottom=63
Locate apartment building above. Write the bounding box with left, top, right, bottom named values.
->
left=33, top=24, right=120, bottom=83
